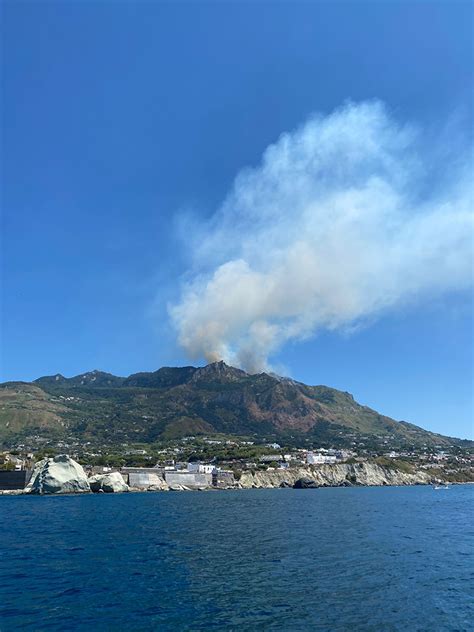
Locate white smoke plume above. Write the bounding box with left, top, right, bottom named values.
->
left=170, top=101, right=473, bottom=373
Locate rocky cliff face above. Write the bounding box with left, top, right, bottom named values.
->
left=239, top=463, right=430, bottom=488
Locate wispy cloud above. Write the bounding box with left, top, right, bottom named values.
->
left=170, top=101, right=473, bottom=372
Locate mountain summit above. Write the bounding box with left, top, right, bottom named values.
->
left=0, top=362, right=468, bottom=449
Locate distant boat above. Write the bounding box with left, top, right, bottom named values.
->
left=433, top=484, right=450, bottom=490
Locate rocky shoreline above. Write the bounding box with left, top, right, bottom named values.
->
left=0, top=455, right=438, bottom=495
left=238, top=462, right=431, bottom=488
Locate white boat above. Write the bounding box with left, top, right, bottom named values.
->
left=433, top=484, right=450, bottom=490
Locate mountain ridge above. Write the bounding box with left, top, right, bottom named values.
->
left=0, top=361, right=470, bottom=449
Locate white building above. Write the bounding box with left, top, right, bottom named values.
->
left=259, top=454, right=284, bottom=463
left=187, top=463, right=216, bottom=474
left=307, top=452, right=337, bottom=465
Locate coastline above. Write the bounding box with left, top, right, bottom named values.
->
left=2, top=482, right=471, bottom=497
left=0, top=461, right=449, bottom=495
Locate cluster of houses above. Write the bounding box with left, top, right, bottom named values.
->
left=258, top=448, right=353, bottom=469
left=91, top=462, right=236, bottom=490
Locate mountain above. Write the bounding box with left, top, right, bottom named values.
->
left=0, top=361, right=469, bottom=449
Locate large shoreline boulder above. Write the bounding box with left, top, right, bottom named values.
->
left=25, top=455, right=91, bottom=494
left=294, top=477, right=319, bottom=489
left=89, top=471, right=129, bottom=493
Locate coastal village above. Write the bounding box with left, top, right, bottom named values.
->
left=1, top=434, right=473, bottom=494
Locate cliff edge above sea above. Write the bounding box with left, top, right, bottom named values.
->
left=238, top=462, right=430, bottom=488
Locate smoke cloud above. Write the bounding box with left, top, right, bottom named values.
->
left=170, top=101, right=473, bottom=372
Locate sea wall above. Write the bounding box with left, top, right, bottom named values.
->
left=164, top=471, right=212, bottom=490
left=238, top=463, right=431, bottom=488
left=0, top=470, right=31, bottom=490
left=128, top=471, right=169, bottom=490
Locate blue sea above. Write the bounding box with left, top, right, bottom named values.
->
left=1, top=485, right=473, bottom=631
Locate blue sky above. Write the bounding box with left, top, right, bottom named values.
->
left=2, top=1, right=473, bottom=438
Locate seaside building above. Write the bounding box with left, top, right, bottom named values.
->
left=259, top=454, right=284, bottom=464
left=119, top=467, right=164, bottom=488
left=307, top=452, right=337, bottom=465
left=166, top=465, right=235, bottom=488
left=187, top=463, right=217, bottom=474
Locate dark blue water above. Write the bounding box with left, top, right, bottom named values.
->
left=1, top=486, right=473, bottom=631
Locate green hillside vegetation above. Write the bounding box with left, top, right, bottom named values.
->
left=0, top=362, right=470, bottom=450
